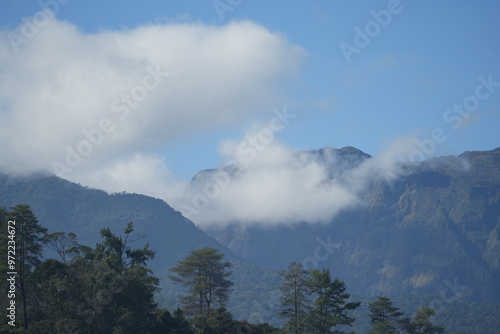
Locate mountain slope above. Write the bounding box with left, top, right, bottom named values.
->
left=2, top=147, right=500, bottom=328
left=204, top=147, right=500, bottom=303
left=0, top=173, right=281, bottom=321
left=0, top=173, right=225, bottom=272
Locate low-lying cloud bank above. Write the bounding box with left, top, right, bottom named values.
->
left=172, top=138, right=415, bottom=227
left=67, top=139, right=415, bottom=228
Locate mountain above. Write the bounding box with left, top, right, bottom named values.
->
left=0, top=173, right=280, bottom=321
left=2, top=146, right=500, bottom=332
left=0, top=173, right=225, bottom=271
left=202, top=147, right=500, bottom=303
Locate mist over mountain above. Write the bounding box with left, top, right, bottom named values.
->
left=1, top=146, right=499, bottom=331
left=199, top=147, right=500, bottom=303
left=0, top=172, right=281, bottom=321
left=178, top=143, right=406, bottom=226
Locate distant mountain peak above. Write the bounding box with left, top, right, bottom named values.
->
left=314, top=146, right=371, bottom=158
left=339, top=146, right=372, bottom=157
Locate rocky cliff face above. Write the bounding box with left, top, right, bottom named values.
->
left=204, top=147, right=500, bottom=302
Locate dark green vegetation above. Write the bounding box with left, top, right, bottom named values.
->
left=349, top=295, right=500, bottom=334
left=0, top=171, right=279, bottom=323
left=169, top=247, right=234, bottom=315
left=0, top=206, right=171, bottom=333
left=0, top=147, right=499, bottom=333
left=0, top=206, right=445, bottom=333
left=279, top=262, right=361, bottom=333
left=367, top=296, right=444, bottom=334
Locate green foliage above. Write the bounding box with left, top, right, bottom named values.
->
left=307, top=268, right=360, bottom=333
left=227, top=260, right=282, bottom=324
left=237, top=322, right=283, bottom=334
left=8, top=217, right=162, bottom=333
left=344, top=294, right=500, bottom=334
left=150, top=308, right=193, bottom=334
left=279, top=262, right=311, bottom=334
left=73, top=223, right=158, bottom=333
left=44, top=231, right=89, bottom=263
left=368, top=296, right=407, bottom=334
left=9, top=204, right=48, bottom=271
left=3, top=204, right=48, bottom=329
left=405, top=306, right=444, bottom=334
left=190, top=307, right=237, bottom=334
left=367, top=296, right=445, bottom=334
left=0, top=207, right=8, bottom=272
left=169, top=247, right=234, bottom=315
left=278, top=264, right=360, bottom=334
left=0, top=207, right=10, bottom=313
left=94, top=221, right=156, bottom=271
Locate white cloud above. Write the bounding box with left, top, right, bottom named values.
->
left=174, top=137, right=416, bottom=227
left=68, top=154, right=187, bottom=204
left=72, top=134, right=420, bottom=227
left=0, top=13, right=418, bottom=227
left=0, top=14, right=306, bottom=176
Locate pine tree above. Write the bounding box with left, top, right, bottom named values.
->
left=8, top=204, right=47, bottom=329
left=0, top=207, right=9, bottom=274
left=85, top=222, right=158, bottom=333
left=279, top=262, right=311, bottom=334
left=405, top=306, right=445, bottom=334
left=368, top=296, right=407, bottom=334
left=307, top=268, right=360, bottom=333
left=169, top=247, right=233, bottom=315
left=0, top=207, right=11, bottom=323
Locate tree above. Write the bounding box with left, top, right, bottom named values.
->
left=252, top=322, right=282, bottom=334
left=404, top=307, right=444, bottom=334
left=0, top=207, right=11, bottom=325
left=169, top=247, right=233, bottom=315
left=29, top=223, right=159, bottom=334
left=8, top=204, right=47, bottom=329
left=151, top=308, right=194, bottom=334
left=93, top=221, right=155, bottom=271
left=44, top=231, right=88, bottom=263
left=307, top=268, right=360, bottom=333
left=189, top=306, right=237, bottom=334
left=0, top=207, right=8, bottom=273
left=368, top=296, right=407, bottom=334
left=29, top=258, right=79, bottom=331
left=279, top=262, right=311, bottom=334
left=82, top=222, right=159, bottom=333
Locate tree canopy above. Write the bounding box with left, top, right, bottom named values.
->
left=169, top=247, right=234, bottom=315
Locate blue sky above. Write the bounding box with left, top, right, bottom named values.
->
left=1, top=1, right=499, bottom=202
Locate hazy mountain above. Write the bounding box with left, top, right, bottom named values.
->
left=1, top=146, right=500, bottom=331
left=0, top=172, right=280, bottom=321
left=202, top=147, right=500, bottom=303
left=0, top=173, right=225, bottom=270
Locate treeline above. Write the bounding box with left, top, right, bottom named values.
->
left=1, top=205, right=447, bottom=333
left=0, top=205, right=169, bottom=333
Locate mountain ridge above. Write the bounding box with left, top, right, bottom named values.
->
left=1, top=146, right=499, bottom=323
left=202, top=147, right=500, bottom=302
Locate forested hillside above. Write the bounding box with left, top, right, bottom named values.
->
left=0, top=173, right=280, bottom=323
